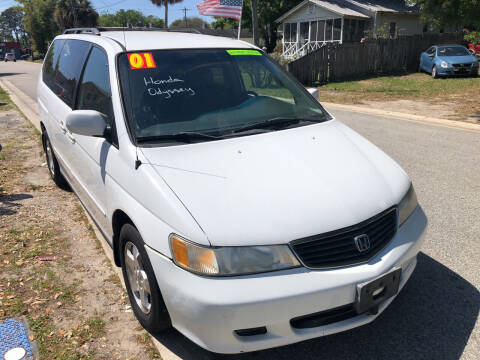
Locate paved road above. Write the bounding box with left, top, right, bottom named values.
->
left=2, top=60, right=479, bottom=360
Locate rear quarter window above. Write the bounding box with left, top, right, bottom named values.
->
left=54, top=40, right=91, bottom=107
left=43, top=39, right=91, bottom=108
left=43, top=39, right=65, bottom=91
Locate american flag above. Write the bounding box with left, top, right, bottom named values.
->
left=197, top=0, right=243, bottom=21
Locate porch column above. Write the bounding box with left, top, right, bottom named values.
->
left=340, top=17, right=344, bottom=44
left=308, top=21, right=311, bottom=43
left=282, top=23, right=285, bottom=55
left=296, top=22, right=300, bottom=53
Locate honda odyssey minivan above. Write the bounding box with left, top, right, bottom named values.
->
left=38, top=28, right=427, bottom=354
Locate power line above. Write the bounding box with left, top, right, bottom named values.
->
left=94, top=0, right=130, bottom=11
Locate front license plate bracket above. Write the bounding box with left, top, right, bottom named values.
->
left=354, top=268, right=402, bottom=315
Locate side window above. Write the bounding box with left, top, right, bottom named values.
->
left=43, top=39, right=65, bottom=91
left=77, top=47, right=114, bottom=123
left=427, top=47, right=436, bottom=56
left=55, top=39, right=90, bottom=107
left=77, top=46, right=116, bottom=144
left=236, top=57, right=294, bottom=103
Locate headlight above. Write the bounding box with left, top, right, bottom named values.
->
left=398, top=184, right=418, bottom=226
left=170, top=235, right=301, bottom=276
left=440, top=61, right=449, bottom=68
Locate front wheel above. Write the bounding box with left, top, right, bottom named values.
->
left=431, top=66, right=439, bottom=79
left=120, top=224, right=172, bottom=333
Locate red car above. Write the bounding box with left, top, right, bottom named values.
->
left=468, top=43, right=480, bottom=57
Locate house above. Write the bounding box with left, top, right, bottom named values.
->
left=0, top=42, right=22, bottom=59
left=276, top=0, right=421, bottom=58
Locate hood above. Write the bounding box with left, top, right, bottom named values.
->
left=141, top=120, right=410, bottom=246
left=438, top=55, right=477, bottom=64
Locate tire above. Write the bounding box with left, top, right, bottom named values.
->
left=120, top=224, right=172, bottom=333
left=431, top=66, right=439, bottom=79
left=42, top=132, right=68, bottom=188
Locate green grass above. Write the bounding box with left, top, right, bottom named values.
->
left=320, top=72, right=480, bottom=98
left=0, top=87, right=13, bottom=110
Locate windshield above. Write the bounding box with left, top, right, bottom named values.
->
left=437, top=46, right=470, bottom=57
left=118, top=49, right=329, bottom=143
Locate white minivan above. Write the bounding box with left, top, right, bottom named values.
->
left=38, top=28, right=427, bottom=354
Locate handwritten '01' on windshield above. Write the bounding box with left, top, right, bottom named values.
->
left=144, top=76, right=196, bottom=99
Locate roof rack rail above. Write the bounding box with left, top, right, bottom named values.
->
left=63, top=27, right=202, bottom=35
left=64, top=28, right=100, bottom=35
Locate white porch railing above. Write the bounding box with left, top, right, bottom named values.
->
left=282, top=40, right=341, bottom=59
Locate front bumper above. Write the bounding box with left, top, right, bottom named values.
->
left=437, top=65, right=478, bottom=75
left=147, top=206, right=427, bottom=354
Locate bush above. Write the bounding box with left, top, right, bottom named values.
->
left=465, top=31, right=480, bottom=45
left=267, top=52, right=292, bottom=70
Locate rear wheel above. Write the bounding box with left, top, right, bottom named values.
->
left=42, top=132, right=68, bottom=188
left=120, top=224, right=171, bottom=333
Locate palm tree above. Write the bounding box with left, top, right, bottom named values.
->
left=54, top=0, right=98, bottom=32
left=150, top=0, right=183, bottom=28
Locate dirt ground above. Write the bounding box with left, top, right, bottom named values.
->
left=317, top=73, right=480, bottom=124
left=0, top=107, right=160, bottom=359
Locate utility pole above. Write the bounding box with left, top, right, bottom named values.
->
left=251, top=0, right=259, bottom=46
left=181, top=7, right=190, bottom=28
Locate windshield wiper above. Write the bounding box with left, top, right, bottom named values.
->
left=229, top=117, right=323, bottom=134
left=136, top=132, right=221, bottom=144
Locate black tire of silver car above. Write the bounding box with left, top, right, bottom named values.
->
left=120, top=224, right=172, bottom=333
left=42, top=132, right=67, bottom=187
left=431, top=66, right=438, bottom=79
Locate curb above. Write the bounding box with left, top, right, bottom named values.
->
left=0, top=80, right=178, bottom=360
left=321, top=102, right=480, bottom=133
left=0, top=78, right=40, bottom=131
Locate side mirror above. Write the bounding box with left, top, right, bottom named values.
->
left=66, top=110, right=108, bottom=137
left=469, top=49, right=476, bottom=56
left=307, top=87, right=319, bottom=101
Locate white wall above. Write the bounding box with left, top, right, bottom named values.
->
left=282, top=3, right=340, bottom=23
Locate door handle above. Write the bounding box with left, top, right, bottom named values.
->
left=67, top=132, right=76, bottom=144
left=60, top=121, right=67, bottom=134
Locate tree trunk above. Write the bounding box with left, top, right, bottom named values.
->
left=165, top=1, right=168, bottom=28
left=251, top=0, right=259, bottom=46
left=266, top=24, right=278, bottom=53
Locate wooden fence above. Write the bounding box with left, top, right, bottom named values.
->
left=288, top=33, right=464, bottom=85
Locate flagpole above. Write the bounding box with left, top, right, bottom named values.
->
left=237, top=2, right=243, bottom=40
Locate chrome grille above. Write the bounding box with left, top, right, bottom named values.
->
left=291, top=208, right=398, bottom=269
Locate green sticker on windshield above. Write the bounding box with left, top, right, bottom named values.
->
left=227, top=49, right=262, bottom=56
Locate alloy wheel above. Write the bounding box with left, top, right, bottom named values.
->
left=124, top=241, right=152, bottom=314
left=45, top=139, right=55, bottom=177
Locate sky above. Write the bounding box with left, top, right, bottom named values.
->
left=0, top=0, right=214, bottom=25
